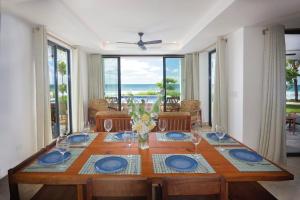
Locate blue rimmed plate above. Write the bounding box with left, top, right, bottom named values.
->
left=165, top=155, right=198, bottom=172
left=94, top=156, right=128, bottom=173
left=38, top=151, right=71, bottom=166
left=229, top=149, right=263, bottom=162
left=165, top=132, right=189, bottom=140
left=68, top=134, right=89, bottom=144
left=207, top=132, right=230, bottom=141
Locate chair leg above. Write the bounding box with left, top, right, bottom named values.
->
left=8, top=169, right=20, bottom=200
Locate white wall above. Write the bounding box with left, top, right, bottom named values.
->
left=226, top=28, right=244, bottom=142
left=225, top=26, right=264, bottom=150
left=0, top=13, right=36, bottom=178
left=243, top=27, right=264, bottom=150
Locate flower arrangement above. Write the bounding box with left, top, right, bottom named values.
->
left=127, top=93, right=162, bottom=149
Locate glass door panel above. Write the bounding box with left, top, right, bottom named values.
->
left=103, top=58, right=120, bottom=110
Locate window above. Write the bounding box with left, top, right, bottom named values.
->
left=103, top=56, right=183, bottom=111
left=48, top=41, right=72, bottom=138
left=209, top=50, right=216, bottom=126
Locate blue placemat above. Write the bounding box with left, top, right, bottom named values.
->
left=202, top=132, right=240, bottom=145
left=104, top=132, right=137, bottom=142
left=69, top=133, right=98, bottom=147
left=156, top=132, right=192, bottom=142
left=23, top=148, right=84, bottom=172
left=152, top=154, right=215, bottom=174
left=216, top=147, right=281, bottom=172
left=79, top=154, right=141, bottom=175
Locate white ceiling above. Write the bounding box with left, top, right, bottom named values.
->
left=3, top=0, right=300, bottom=54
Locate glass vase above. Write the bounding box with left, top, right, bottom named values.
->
left=137, top=132, right=149, bottom=150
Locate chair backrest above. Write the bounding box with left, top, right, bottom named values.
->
left=158, top=112, right=191, bottom=131
left=86, top=178, right=152, bottom=200
left=162, top=176, right=225, bottom=200
left=95, top=111, right=131, bottom=132
left=180, top=100, right=201, bottom=112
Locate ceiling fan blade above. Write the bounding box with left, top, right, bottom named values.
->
left=143, top=40, right=162, bottom=45
left=139, top=45, right=147, bottom=50
left=116, top=42, right=137, bottom=44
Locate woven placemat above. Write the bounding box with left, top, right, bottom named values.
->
left=156, top=132, right=192, bottom=142
left=69, top=133, right=98, bottom=147
left=216, top=147, right=281, bottom=172
left=79, top=154, right=141, bottom=175
left=152, top=154, right=215, bottom=174
left=202, top=132, right=240, bottom=145
left=23, top=148, right=84, bottom=172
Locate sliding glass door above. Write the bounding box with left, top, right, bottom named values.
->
left=208, top=50, right=216, bottom=126
left=48, top=41, right=72, bottom=138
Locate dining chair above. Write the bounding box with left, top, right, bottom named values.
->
left=86, top=177, right=152, bottom=200
left=95, top=111, right=131, bottom=132
left=161, top=176, right=226, bottom=200
left=158, top=112, right=191, bottom=131
left=180, top=99, right=202, bottom=127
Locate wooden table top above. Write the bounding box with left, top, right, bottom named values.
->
left=12, top=132, right=293, bottom=184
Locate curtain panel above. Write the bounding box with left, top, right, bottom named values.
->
left=212, top=37, right=228, bottom=132
left=182, top=52, right=200, bottom=100
left=258, top=25, right=286, bottom=164
left=88, top=54, right=104, bottom=101
left=33, top=26, right=52, bottom=150
left=71, top=47, right=84, bottom=131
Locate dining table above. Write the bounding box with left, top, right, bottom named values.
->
left=9, top=131, right=294, bottom=200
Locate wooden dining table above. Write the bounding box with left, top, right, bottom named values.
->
left=9, top=132, right=294, bottom=200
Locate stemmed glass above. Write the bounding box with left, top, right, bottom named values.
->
left=104, top=119, right=112, bottom=133
left=215, top=125, right=226, bottom=151
left=123, top=131, right=133, bottom=157
left=191, top=129, right=202, bottom=154
left=82, top=121, right=90, bottom=145
left=56, top=135, right=70, bottom=166
left=158, top=119, right=167, bottom=132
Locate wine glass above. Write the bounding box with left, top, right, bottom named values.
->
left=82, top=121, right=90, bottom=144
left=123, top=131, right=133, bottom=148
left=215, top=125, right=226, bottom=151
left=191, top=132, right=202, bottom=154
left=104, top=119, right=112, bottom=133
left=158, top=119, right=167, bottom=132
left=56, top=135, right=70, bottom=166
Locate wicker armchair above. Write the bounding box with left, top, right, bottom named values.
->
left=88, top=99, right=110, bottom=123
left=180, top=100, right=202, bottom=126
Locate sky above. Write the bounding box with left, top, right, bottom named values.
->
left=104, top=56, right=181, bottom=84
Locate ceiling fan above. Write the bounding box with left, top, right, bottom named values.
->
left=116, top=32, right=162, bottom=50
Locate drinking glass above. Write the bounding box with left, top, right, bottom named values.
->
left=215, top=125, right=226, bottom=151
left=104, top=119, right=112, bottom=133
left=158, top=119, right=167, bottom=132
left=191, top=132, right=202, bottom=154
left=123, top=131, right=133, bottom=148
left=82, top=121, right=90, bottom=144
left=56, top=135, right=70, bottom=166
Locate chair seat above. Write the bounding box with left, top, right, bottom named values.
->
left=31, top=185, right=77, bottom=200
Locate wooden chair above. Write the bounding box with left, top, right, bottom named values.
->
left=161, top=176, right=226, bottom=200
left=158, top=112, right=191, bottom=131
left=95, top=111, right=131, bottom=132
left=86, top=177, right=152, bottom=200
left=165, top=97, right=180, bottom=112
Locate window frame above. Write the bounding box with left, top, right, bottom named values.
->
left=48, top=40, right=73, bottom=137
left=208, top=49, right=216, bottom=127
left=102, top=55, right=184, bottom=112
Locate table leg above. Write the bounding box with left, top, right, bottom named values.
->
left=77, top=184, right=84, bottom=200
left=220, top=178, right=228, bottom=200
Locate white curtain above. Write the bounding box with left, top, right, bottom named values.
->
left=33, top=26, right=52, bottom=149
left=71, top=47, right=84, bottom=132
left=212, top=37, right=228, bottom=132
left=258, top=25, right=286, bottom=164
left=88, top=54, right=104, bottom=101
left=182, top=52, right=200, bottom=100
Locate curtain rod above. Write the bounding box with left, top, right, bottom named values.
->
left=47, top=32, right=73, bottom=48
